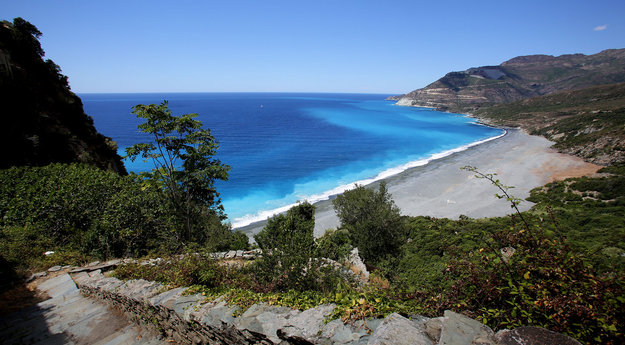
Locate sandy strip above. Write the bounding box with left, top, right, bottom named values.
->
left=238, top=129, right=600, bottom=238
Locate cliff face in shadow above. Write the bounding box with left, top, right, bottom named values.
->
left=0, top=18, right=126, bottom=174
left=393, top=49, right=625, bottom=114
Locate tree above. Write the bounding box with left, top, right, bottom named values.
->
left=254, top=202, right=317, bottom=291
left=332, top=182, right=405, bottom=264
left=126, top=101, right=230, bottom=246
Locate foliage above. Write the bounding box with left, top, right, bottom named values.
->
left=439, top=225, right=624, bottom=344
left=333, top=182, right=406, bottom=264
left=0, top=164, right=167, bottom=265
left=126, top=101, right=231, bottom=248
left=315, top=228, right=353, bottom=261
left=253, top=202, right=319, bottom=291
left=475, top=82, right=625, bottom=164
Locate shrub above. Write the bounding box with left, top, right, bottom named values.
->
left=315, top=228, right=353, bottom=261
left=0, top=164, right=167, bottom=260
left=332, top=182, right=406, bottom=264
left=253, top=202, right=318, bottom=291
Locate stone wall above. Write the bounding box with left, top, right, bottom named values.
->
left=73, top=271, right=581, bottom=345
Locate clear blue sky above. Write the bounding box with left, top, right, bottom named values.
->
left=2, top=0, right=624, bottom=94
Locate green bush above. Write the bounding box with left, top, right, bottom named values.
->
left=315, top=228, right=353, bottom=261
left=253, top=202, right=318, bottom=291
left=332, top=182, right=407, bottom=265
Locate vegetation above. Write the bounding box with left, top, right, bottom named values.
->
left=333, top=182, right=406, bottom=265
left=126, top=101, right=231, bottom=248
left=112, top=166, right=625, bottom=343
left=476, top=82, right=625, bottom=164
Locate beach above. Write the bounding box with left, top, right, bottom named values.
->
left=238, top=129, right=599, bottom=238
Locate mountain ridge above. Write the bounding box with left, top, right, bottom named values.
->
left=392, top=48, right=625, bottom=113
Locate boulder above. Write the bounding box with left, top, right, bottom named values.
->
left=367, top=313, right=433, bottom=345
left=278, top=304, right=336, bottom=343
left=438, top=310, right=496, bottom=345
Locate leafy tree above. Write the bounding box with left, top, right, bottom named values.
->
left=332, top=182, right=406, bottom=264
left=126, top=101, right=230, bottom=246
left=254, top=202, right=317, bottom=291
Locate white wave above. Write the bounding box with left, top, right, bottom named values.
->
left=231, top=130, right=507, bottom=228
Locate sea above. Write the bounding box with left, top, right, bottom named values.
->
left=80, top=93, right=505, bottom=228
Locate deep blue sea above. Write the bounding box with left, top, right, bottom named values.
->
left=81, top=93, right=504, bottom=227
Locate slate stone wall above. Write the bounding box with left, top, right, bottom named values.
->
left=73, top=271, right=581, bottom=345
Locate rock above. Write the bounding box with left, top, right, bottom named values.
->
left=199, top=300, right=240, bottom=326
left=234, top=303, right=297, bottom=344
left=149, top=287, right=187, bottom=307
left=367, top=313, right=433, bottom=345
left=26, top=271, right=47, bottom=282
left=321, top=319, right=364, bottom=344
left=225, top=250, right=237, bottom=259
left=500, top=247, right=516, bottom=263
left=236, top=250, right=244, bottom=257
left=278, top=304, right=336, bottom=343
left=47, top=265, right=62, bottom=272
left=438, top=310, right=495, bottom=345
left=425, top=317, right=444, bottom=342
left=88, top=261, right=100, bottom=267
left=347, top=248, right=369, bottom=280
left=495, top=326, right=582, bottom=345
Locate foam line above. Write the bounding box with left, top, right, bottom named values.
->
left=231, top=129, right=507, bottom=228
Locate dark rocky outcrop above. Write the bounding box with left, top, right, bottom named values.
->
left=0, top=18, right=126, bottom=174
left=392, top=48, right=625, bottom=114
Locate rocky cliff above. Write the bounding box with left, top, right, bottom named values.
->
left=0, top=18, right=126, bottom=174
left=392, top=48, right=625, bottom=113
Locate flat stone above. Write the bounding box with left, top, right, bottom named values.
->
left=439, top=310, right=495, bottom=345
left=495, top=326, right=582, bottom=345
left=425, top=316, right=444, bottom=342
left=236, top=250, right=244, bottom=257
left=200, top=300, right=240, bottom=326
left=367, top=313, right=433, bottom=345
left=278, top=304, right=335, bottom=342
left=48, top=265, right=62, bottom=272
left=117, top=279, right=164, bottom=300
left=235, top=303, right=296, bottom=343
left=38, top=273, right=78, bottom=299
left=26, top=271, right=47, bottom=282
left=149, top=287, right=186, bottom=307
left=171, top=293, right=205, bottom=318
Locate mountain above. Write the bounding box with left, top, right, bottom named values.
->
left=475, top=82, right=625, bottom=165
left=0, top=18, right=126, bottom=174
left=392, top=49, right=625, bottom=113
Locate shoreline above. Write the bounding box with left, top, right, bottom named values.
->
left=232, top=128, right=507, bottom=229
left=237, top=128, right=600, bottom=238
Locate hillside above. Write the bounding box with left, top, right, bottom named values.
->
left=392, top=48, right=625, bottom=113
left=0, top=18, right=126, bottom=174
left=475, top=82, right=625, bottom=165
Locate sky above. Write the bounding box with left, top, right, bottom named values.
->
left=2, top=0, right=624, bottom=94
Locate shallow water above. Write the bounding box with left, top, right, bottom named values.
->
left=81, top=93, right=504, bottom=227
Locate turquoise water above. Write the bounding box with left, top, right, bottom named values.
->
left=81, top=93, right=504, bottom=227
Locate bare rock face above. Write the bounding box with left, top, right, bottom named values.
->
left=495, top=327, right=582, bottom=345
